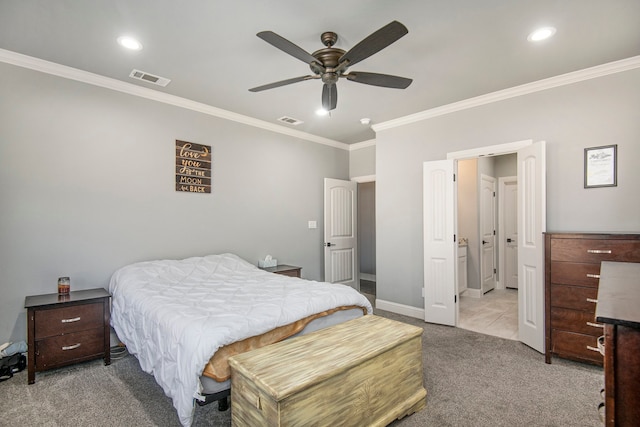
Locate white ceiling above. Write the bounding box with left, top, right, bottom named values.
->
left=1, top=1, right=639, bottom=144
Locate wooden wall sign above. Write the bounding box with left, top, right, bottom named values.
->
left=175, top=140, right=212, bottom=193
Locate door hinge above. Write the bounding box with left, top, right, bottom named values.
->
left=453, top=173, right=456, bottom=182
left=493, top=230, right=496, bottom=235
left=454, top=234, right=457, bottom=242
left=493, top=191, right=496, bottom=197
left=455, top=295, right=457, bottom=303
left=494, top=268, right=497, bottom=274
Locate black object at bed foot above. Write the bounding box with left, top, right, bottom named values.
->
left=217, top=397, right=229, bottom=411
left=196, top=390, right=230, bottom=411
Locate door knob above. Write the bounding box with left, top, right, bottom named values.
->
left=507, top=238, right=512, bottom=243
left=324, top=242, right=333, bottom=247
left=482, top=240, right=488, bottom=245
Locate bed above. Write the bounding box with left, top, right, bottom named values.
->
left=108, top=253, right=373, bottom=427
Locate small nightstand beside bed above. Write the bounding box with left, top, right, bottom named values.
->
left=108, top=253, right=372, bottom=427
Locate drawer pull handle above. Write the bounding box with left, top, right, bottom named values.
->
left=587, top=249, right=612, bottom=254
left=586, top=298, right=598, bottom=304
left=586, top=345, right=600, bottom=353
left=586, top=274, right=600, bottom=279
left=587, top=322, right=604, bottom=329
left=61, top=317, right=81, bottom=323
left=62, top=343, right=81, bottom=351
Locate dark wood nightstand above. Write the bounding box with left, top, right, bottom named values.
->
left=24, top=288, right=111, bottom=384
left=260, top=265, right=302, bottom=278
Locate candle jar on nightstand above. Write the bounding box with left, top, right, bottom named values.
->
left=57, top=277, right=70, bottom=295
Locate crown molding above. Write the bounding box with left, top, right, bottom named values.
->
left=0, top=48, right=349, bottom=151
left=372, top=55, right=640, bottom=133
left=350, top=174, right=376, bottom=183
left=348, top=139, right=376, bottom=151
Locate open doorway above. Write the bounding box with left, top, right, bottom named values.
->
left=423, top=140, right=546, bottom=353
left=457, top=154, right=518, bottom=340
left=358, top=181, right=376, bottom=306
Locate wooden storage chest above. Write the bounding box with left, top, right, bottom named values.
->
left=229, top=315, right=427, bottom=427
left=544, top=233, right=640, bottom=365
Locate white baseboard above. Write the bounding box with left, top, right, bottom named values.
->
left=360, top=273, right=376, bottom=282
left=463, top=288, right=482, bottom=298
left=375, top=299, right=424, bottom=320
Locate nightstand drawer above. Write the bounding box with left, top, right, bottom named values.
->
left=34, top=302, right=104, bottom=339
left=275, top=269, right=300, bottom=277
left=35, top=328, right=105, bottom=368
left=260, top=265, right=301, bottom=278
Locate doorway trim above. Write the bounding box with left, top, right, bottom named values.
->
left=447, top=140, right=533, bottom=160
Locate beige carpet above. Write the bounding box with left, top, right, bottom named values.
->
left=0, top=308, right=603, bottom=426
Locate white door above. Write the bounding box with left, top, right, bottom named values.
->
left=480, top=174, right=496, bottom=294
left=517, top=141, right=546, bottom=353
left=323, top=178, right=358, bottom=289
left=423, top=160, right=457, bottom=326
left=503, top=179, right=518, bottom=289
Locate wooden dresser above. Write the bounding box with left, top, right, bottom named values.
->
left=25, top=288, right=111, bottom=384
left=544, top=233, right=640, bottom=365
left=596, top=261, right=640, bottom=427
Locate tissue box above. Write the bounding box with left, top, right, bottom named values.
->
left=259, top=259, right=277, bottom=268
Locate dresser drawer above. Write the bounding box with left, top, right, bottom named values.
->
left=550, top=239, right=640, bottom=263
left=551, top=329, right=603, bottom=364
left=34, top=303, right=104, bottom=339
left=550, top=307, right=604, bottom=336
left=35, top=328, right=105, bottom=369
left=550, top=262, right=601, bottom=287
left=550, top=284, right=599, bottom=311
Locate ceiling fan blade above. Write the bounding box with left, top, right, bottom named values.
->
left=345, top=72, right=412, bottom=89
left=322, top=84, right=337, bottom=111
left=249, top=75, right=317, bottom=92
left=257, top=31, right=321, bottom=66
left=338, top=21, right=408, bottom=67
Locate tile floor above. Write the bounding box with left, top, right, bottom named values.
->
left=360, top=280, right=518, bottom=341
left=458, top=288, right=519, bottom=340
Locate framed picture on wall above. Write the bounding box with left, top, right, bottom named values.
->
left=584, top=144, right=617, bottom=188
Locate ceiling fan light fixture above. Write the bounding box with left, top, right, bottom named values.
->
left=117, top=35, right=143, bottom=51
left=527, top=27, right=556, bottom=42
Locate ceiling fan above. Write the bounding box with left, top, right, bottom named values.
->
left=249, top=20, right=413, bottom=111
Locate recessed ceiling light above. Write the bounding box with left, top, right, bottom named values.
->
left=117, top=36, right=143, bottom=51
left=527, top=27, right=556, bottom=42
left=316, top=108, right=329, bottom=116
left=360, top=118, right=371, bottom=126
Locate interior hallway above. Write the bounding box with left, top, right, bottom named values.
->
left=458, top=289, right=518, bottom=340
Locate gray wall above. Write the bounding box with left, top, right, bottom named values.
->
left=349, top=144, right=375, bottom=178
left=0, top=63, right=349, bottom=342
left=376, top=68, right=640, bottom=309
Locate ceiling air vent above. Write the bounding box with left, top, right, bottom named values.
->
left=277, top=116, right=304, bottom=126
left=129, top=69, right=171, bottom=87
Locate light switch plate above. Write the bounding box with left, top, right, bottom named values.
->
left=308, top=221, right=317, bottom=229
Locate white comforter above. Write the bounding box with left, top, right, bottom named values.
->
left=108, top=253, right=372, bottom=426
